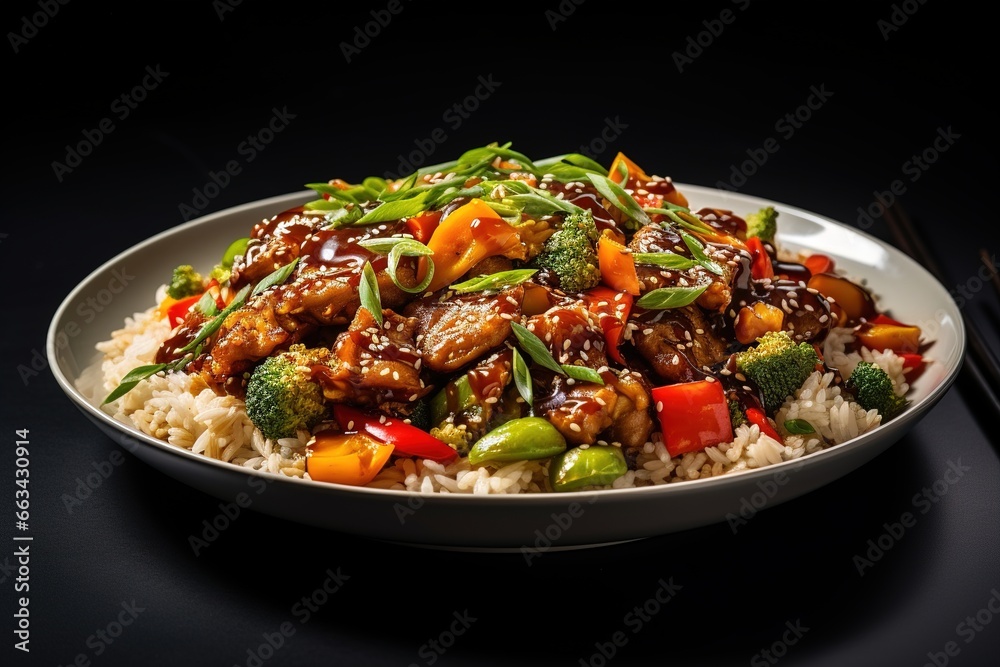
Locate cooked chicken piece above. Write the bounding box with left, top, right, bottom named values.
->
left=524, top=303, right=609, bottom=369
left=604, top=371, right=654, bottom=450
left=313, top=308, right=427, bottom=406
left=204, top=209, right=417, bottom=384
left=535, top=369, right=654, bottom=448
left=203, top=288, right=311, bottom=385
left=544, top=378, right=620, bottom=446
left=631, top=304, right=729, bottom=383
left=526, top=302, right=623, bottom=445
left=404, top=286, right=522, bottom=373
left=629, top=224, right=749, bottom=313
left=763, top=280, right=834, bottom=343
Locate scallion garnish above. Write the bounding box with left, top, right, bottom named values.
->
left=510, top=322, right=565, bottom=375
left=561, top=364, right=605, bottom=385
left=635, top=284, right=709, bottom=310
left=631, top=252, right=698, bottom=270
left=586, top=173, right=651, bottom=229
left=354, top=195, right=430, bottom=225
left=510, top=322, right=605, bottom=385
left=512, top=347, right=533, bottom=408
left=356, top=237, right=435, bottom=294
left=784, top=419, right=816, bottom=435
left=359, top=261, right=383, bottom=326
left=679, top=231, right=725, bottom=276
left=450, top=269, right=538, bottom=294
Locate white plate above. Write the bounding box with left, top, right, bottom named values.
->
left=47, top=186, right=965, bottom=549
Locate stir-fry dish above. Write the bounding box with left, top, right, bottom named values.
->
left=93, top=143, right=929, bottom=493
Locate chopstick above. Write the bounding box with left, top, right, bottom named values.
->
left=982, top=248, right=1000, bottom=296
left=883, top=202, right=1000, bottom=416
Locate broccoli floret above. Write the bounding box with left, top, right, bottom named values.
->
left=846, top=361, right=908, bottom=421
left=745, top=206, right=778, bottom=242
left=728, top=398, right=747, bottom=429
left=167, top=264, right=204, bottom=299
left=735, top=330, right=820, bottom=413
left=531, top=209, right=601, bottom=293
left=429, top=422, right=475, bottom=455
left=244, top=344, right=330, bottom=441
left=407, top=398, right=431, bottom=431
left=209, top=264, right=230, bottom=285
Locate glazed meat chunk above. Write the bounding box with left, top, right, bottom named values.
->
left=404, top=286, right=522, bottom=373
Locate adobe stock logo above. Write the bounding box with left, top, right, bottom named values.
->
left=7, top=0, right=70, bottom=53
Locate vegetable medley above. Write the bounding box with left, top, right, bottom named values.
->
left=105, top=143, right=926, bottom=490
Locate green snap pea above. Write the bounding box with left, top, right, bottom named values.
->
left=429, top=374, right=476, bottom=427
left=467, top=417, right=567, bottom=466
left=549, top=445, right=628, bottom=492
left=221, top=237, right=250, bottom=268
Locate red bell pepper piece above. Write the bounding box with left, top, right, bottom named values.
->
left=746, top=236, right=774, bottom=281
left=582, top=286, right=633, bottom=366
left=652, top=379, right=733, bottom=458
left=332, top=404, right=457, bottom=462
left=203, top=278, right=226, bottom=310
left=803, top=253, right=835, bottom=276
left=870, top=313, right=907, bottom=327
left=166, top=294, right=202, bottom=327
left=745, top=407, right=782, bottom=442
left=899, top=353, right=925, bottom=378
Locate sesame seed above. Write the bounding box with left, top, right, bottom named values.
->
left=569, top=423, right=582, bottom=432
left=656, top=401, right=664, bottom=412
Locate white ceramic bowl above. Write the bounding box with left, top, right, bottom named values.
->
left=47, top=186, right=965, bottom=549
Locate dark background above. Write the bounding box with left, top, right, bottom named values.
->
left=3, top=1, right=1000, bottom=666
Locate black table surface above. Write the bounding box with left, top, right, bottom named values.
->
left=3, top=3, right=999, bottom=666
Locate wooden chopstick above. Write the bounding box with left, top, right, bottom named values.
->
left=982, top=248, right=1000, bottom=296
left=883, top=202, right=1000, bottom=414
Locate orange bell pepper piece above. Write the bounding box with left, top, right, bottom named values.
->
left=306, top=431, right=394, bottom=486
left=420, top=199, right=525, bottom=292
left=608, top=152, right=688, bottom=208
left=597, top=233, right=641, bottom=296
